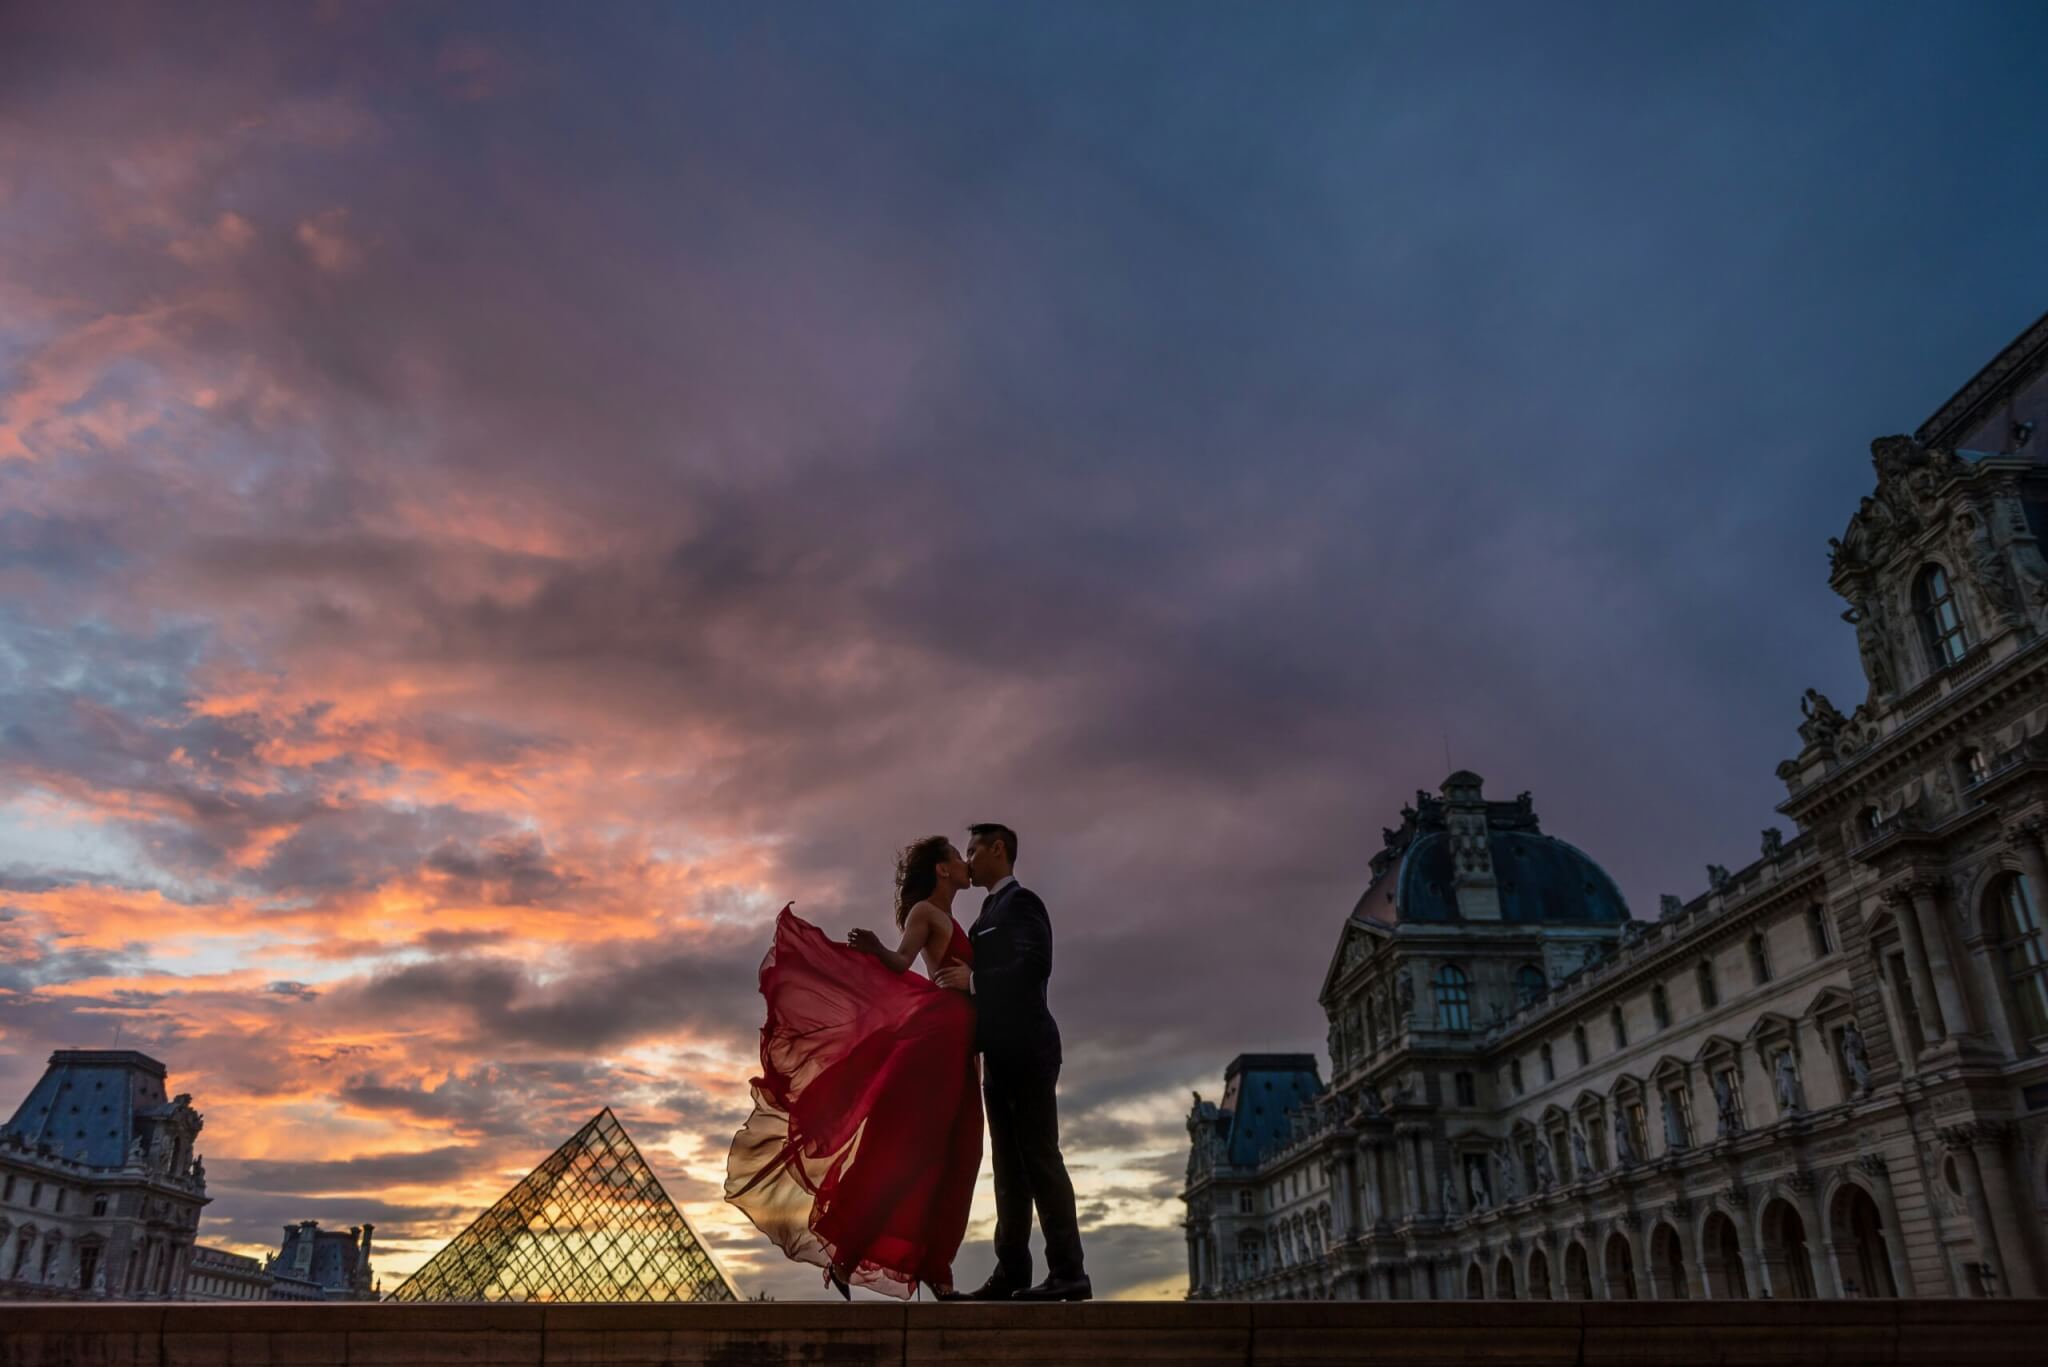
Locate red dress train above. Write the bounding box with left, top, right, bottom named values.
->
left=724, top=904, right=982, bottom=1298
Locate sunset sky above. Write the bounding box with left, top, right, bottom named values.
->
left=5, top=1, right=2048, bottom=1301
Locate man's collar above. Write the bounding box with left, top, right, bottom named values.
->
left=988, top=875, right=1017, bottom=898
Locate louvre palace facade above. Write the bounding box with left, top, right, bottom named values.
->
left=1184, top=311, right=2048, bottom=1302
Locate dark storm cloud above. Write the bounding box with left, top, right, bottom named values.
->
left=5, top=0, right=2048, bottom=1297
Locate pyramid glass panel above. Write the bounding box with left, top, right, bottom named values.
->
left=389, top=1107, right=739, bottom=1303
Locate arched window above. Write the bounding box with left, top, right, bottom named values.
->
left=1434, top=964, right=1471, bottom=1032
left=1651, top=985, right=1671, bottom=1030
left=1609, top=1005, right=1627, bottom=1050
left=1696, top=959, right=1718, bottom=1009
left=1988, top=871, right=2048, bottom=1039
left=1515, top=964, right=1547, bottom=1008
left=1573, top=1025, right=1589, bottom=1068
left=1540, top=1042, right=1555, bottom=1082
left=1748, top=932, right=1772, bottom=985
left=1915, top=564, right=1969, bottom=667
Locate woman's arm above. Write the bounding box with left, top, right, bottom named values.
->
left=848, top=903, right=936, bottom=975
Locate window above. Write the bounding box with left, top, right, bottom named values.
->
left=1583, top=1112, right=1608, bottom=1172
left=1858, top=805, right=1883, bottom=838
left=1696, top=959, right=1718, bottom=1009
left=1455, top=1071, right=1476, bottom=1106
left=1915, top=564, right=1969, bottom=667
left=1540, top=1043, right=1555, bottom=1083
left=1610, top=1005, right=1627, bottom=1050
left=1573, top=1025, right=1589, bottom=1068
left=1887, top=952, right=1927, bottom=1057
left=1661, top=1086, right=1693, bottom=1149
left=30, top=1181, right=41, bottom=1208
left=2, top=1174, right=13, bottom=1202
left=1960, top=747, right=1990, bottom=789
left=1712, top=1066, right=1744, bottom=1134
left=1651, top=985, right=1671, bottom=1030
left=1989, top=871, right=2048, bottom=1039
left=1807, top=905, right=1834, bottom=958
left=1514, top=963, right=1547, bottom=1008
left=91, top=1195, right=108, bottom=1217
left=1510, top=1059, right=1524, bottom=1096
left=1549, top=1123, right=1573, bottom=1182
left=54, top=1189, right=65, bottom=1214
left=1434, top=964, right=1472, bottom=1032
left=1749, top=932, right=1772, bottom=985
left=1625, top=1100, right=1650, bottom=1159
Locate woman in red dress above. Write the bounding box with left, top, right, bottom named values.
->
left=724, top=836, right=982, bottom=1299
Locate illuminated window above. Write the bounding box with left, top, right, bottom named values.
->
left=1434, top=965, right=1471, bottom=1032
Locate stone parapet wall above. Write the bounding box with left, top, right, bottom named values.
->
left=2, top=1300, right=2045, bottom=1366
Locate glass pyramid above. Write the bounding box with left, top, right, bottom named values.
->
left=388, top=1107, right=739, bottom=1303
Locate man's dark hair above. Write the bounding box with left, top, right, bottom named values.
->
left=968, top=822, right=1019, bottom=865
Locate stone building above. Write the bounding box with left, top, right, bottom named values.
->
left=187, top=1245, right=274, bottom=1300
left=267, top=1220, right=377, bottom=1300
left=1184, top=311, right=2048, bottom=1301
left=0, top=1050, right=209, bottom=1299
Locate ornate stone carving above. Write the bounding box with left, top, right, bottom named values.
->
left=1842, top=594, right=1897, bottom=697
left=1707, top=864, right=1733, bottom=892
left=1856, top=1153, right=1888, bottom=1180
left=1799, top=688, right=1848, bottom=750
left=1612, top=1107, right=1638, bottom=1168
left=1953, top=504, right=2022, bottom=626
left=1840, top=1019, right=1872, bottom=1096
left=1714, top=1071, right=1743, bottom=1138
left=1773, top=1050, right=1804, bottom=1115
left=1660, top=893, right=1684, bottom=918
left=1786, top=1170, right=1815, bottom=1197
left=1761, top=827, right=1785, bottom=859
left=1570, top=1125, right=1592, bottom=1178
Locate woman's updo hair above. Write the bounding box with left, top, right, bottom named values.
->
left=894, top=835, right=954, bottom=928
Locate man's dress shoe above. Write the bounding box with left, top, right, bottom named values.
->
left=1012, top=1274, right=1092, bottom=1302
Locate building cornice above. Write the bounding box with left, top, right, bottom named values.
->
left=1915, top=308, right=2048, bottom=448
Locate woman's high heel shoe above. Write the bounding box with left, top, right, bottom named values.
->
left=828, top=1263, right=852, bottom=1301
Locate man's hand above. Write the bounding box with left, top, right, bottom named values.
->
left=933, top=964, right=972, bottom=993
left=847, top=928, right=884, bottom=956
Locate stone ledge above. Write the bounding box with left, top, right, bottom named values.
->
left=0, top=1300, right=2043, bottom=1366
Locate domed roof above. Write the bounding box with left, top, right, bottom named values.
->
left=1351, top=776, right=1632, bottom=927
left=1393, top=828, right=1629, bottom=924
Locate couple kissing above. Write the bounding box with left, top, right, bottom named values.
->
left=724, top=823, right=1090, bottom=1302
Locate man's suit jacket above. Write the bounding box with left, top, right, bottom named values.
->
left=968, top=882, right=1062, bottom=1071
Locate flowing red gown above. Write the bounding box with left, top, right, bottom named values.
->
left=724, top=904, right=982, bottom=1298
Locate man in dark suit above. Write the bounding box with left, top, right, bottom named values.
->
left=932, top=822, right=1090, bottom=1302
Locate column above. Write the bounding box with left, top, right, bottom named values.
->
left=1417, top=1133, right=1442, bottom=1217
left=1187, top=1233, right=1199, bottom=1294
left=1682, top=1215, right=1710, bottom=1299
left=1882, top=886, right=1948, bottom=1042
left=1330, top=1154, right=1357, bottom=1241
left=1582, top=1226, right=1609, bottom=1300
left=1943, top=1126, right=2008, bottom=1295
left=1908, top=877, right=1976, bottom=1040
left=1360, top=1141, right=1384, bottom=1226
left=1736, top=1212, right=1765, bottom=1300
left=1398, top=1133, right=1421, bottom=1221
left=1631, top=1223, right=1656, bottom=1302
left=1787, top=1177, right=1839, bottom=1297
left=1857, top=1155, right=1915, bottom=1296
left=1966, top=1123, right=2040, bottom=1296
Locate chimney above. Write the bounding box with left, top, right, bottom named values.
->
left=1440, top=770, right=1501, bottom=921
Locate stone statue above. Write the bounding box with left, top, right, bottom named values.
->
left=1761, top=826, right=1784, bottom=859
left=1440, top=1170, right=1458, bottom=1215
left=1532, top=1140, right=1556, bottom=1191
left=1360, top=1085, right=1384, bottom=1118
left=1468, top=1168, right=1490, bottom=1212
left=1662, top=1093, right=1686, bottom=1150
left=1714, top=1072, right=1742, bottom=1137
left=1570, top=1125, right=1592, bottom=1177
left=1956, top=507, right=2021, bottom=623
left=127, top=1133, right=147, bottom=1167
left=1394, top=967, right=1415, bottom=1018
left=1773, top=1050, right=1803, bottom=1114
left=1840, top=1019, right=1872, bottom=1095
left=1798, top=688, right=1847, bottom=749
left=1492, top=1145, right=1521, bottom=1202
left=1706, top=864, right=1732, bottom=892
left=1842, top=596, right=1896, bottom=697
left=191, top=1153, right=206, bottom=1186
left=1659, top=893, right=1683, bottom=918
left=1612, top=1107, right=1637, bottom=1167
